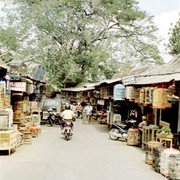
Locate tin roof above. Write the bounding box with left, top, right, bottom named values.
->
left=124, top=54, right=180, bottom=85
left=134, top=73, right=180, bottom=85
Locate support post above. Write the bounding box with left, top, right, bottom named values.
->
left=177, top=100, right=180, bottom=132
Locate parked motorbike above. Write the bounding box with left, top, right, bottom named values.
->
left=46, top=110, right=63, bottom=127
left=108, top=119, right=137, bottom=141
left=62, top=120, right=73, bottom=141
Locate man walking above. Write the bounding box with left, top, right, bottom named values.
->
left=83, top=103, right=93, bottom=124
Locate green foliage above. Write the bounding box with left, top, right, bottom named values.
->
left=0, top=27, right=20, bottom=51
left=168, top=17, right=180, bottom=55
left=1, top=0, right=162, bottom=87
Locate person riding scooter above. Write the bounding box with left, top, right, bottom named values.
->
left=61, top=104, right=76, bottom=129
left=61, top=104, right=76, bottom=140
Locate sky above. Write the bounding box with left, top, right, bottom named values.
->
left=138, top=0, right=180, bottom=62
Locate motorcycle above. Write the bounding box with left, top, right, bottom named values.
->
left=62, top=120, right=73, bottom=141
left=46, top=110, right=63, bottom=127
left=108, top=119, right=137, bottom=141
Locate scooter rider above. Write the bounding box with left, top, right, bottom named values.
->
left=61, top=104, right=76, bottom=129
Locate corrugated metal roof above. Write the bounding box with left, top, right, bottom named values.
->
left=139, top=54, right=180, bottom=76
left=133, top=73, right=180, bottom=85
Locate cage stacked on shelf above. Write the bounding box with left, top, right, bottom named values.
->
left=144, top=87, right=154, bottom=105
left=160, top=148, right=180, bottom=178
left=152, top=88, right=171, bottom=109
left=152, top=147, right=163, bottom=173
left=139, top=88, right=145, bottom=104
left=169, top=154, right=180, bottom=180
left=145, top=141, right=162, bottom=165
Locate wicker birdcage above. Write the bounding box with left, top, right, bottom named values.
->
left=153, top=88, right=171, bottom=109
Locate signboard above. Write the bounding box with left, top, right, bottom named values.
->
left=10, top=82, right=27, bottom=92
left=122, top=75, right=136, bottom=85
left=113, top=84, right=125, bottom=101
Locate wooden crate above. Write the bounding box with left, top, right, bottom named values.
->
left=30, top=101, right=39, bottom=109
left=0, top=111, right=9, bottom=130
left=0, top=128, right=17, bottom=155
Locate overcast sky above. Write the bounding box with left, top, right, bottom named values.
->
left=138, top=0, right=180, bottom=62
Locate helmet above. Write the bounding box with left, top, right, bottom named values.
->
left=65, top=103, right=70, bottom=109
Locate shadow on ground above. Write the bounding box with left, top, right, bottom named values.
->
left=91, top=121, right=109, bottom=133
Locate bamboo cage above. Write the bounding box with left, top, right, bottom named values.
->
left=152, top=88, right=171, bottom=109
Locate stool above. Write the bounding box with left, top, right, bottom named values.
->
left=23, top=131, right=32, bottom=144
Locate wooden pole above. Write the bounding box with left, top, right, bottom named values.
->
left=177, top=100, right=180, bottom=132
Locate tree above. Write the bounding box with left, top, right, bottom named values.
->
left=168, top=16, right=180, bottom=55
left=2, top=0, right=162, bottom=87
left=0, top=27, right=20, bottom=63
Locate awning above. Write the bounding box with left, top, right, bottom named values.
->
left=61, top=87, right=95, bottom=92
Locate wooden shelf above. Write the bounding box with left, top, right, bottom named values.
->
left=156, top=136, right=172, bottom=148
left=142, top=126, right=159, bottom=150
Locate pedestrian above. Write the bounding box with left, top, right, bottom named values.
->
left=83, top=103, right=93, bottom=124
left=70, top=102, right=76, bottom=112
left=76, top=102, right=82, bottom=118
left=82, top=104, right=88, bottom=124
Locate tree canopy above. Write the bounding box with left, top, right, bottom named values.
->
left=168, top=16, right=180, bottom=55
left=1, top=0, right=163, bottom=87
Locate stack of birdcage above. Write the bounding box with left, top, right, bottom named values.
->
left=169, top=154, right=180, bottom=180
left=160, top=148, right=180, bottom=178
left=152, top=147, right=164, bottom=173
left=0, top=86, right=4, bottom=109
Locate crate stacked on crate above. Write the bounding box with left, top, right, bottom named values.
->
left=29, top=101, right=41, bottom=138
left=13, top=101, right=25, bottom=124
left=0, top=85, right=4, bottom=109
left=23, top=101, right=32, bottom=126
left=0, top=111, right=9, bottom=130
left=152, top=147, right=164, bottom=173
left=4, top=94, right=11, bottom=108
left=18, top=124, right=32, bottom=144
left=13, top=101, right=31, bottom=124
left=169, top=154, right=180, bottom=180
left=30, top=101, right=41, bottom=125
left=160, top=148, right=180, bottom=178
left=145, top=141, right=162, bottom=165
left=16, top=129, right=23, bottom=147
left=0, top=127, right=18, bottom=155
